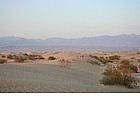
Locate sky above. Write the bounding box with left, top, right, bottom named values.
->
left=0, top=0, right=140, bottom=39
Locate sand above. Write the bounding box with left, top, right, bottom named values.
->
left=0, top=51, right=140, bottom=93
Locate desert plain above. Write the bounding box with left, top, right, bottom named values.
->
left=0, top=51, right=140, bottom=93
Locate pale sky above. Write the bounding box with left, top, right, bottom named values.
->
left=0, top=0, right=140, bottom=39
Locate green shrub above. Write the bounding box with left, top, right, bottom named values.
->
left=0, top=59, right=7, bottom=64
left=48, top=56, right=56, bottom=60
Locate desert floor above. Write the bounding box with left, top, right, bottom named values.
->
left=0, top=51, right=140, bottom=93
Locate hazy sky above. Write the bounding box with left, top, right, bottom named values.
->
left=0, top=0, right=140, bottom=38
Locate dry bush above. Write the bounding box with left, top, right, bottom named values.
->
left=89, top=55, right=119, bottom=64
left=138, top=59, right=140, bottom=63
left=7, top=54, right=16, bottom=59
left=0, top=59, right=7, bottom=64
left=59, top=59, right=71, bottom=67
left=100, top=65, right=138, bottom=88
left=14, top=56, right=26, bottom=63
left=87, top=58, right=101, bottom=65
left=27, top=54, right=45, bottom=60
left=48, top=56, right=56, bottom=60
left=1, top=55, right=6, bottom=58
left=117, top=59, right=138, bottom=73
left=109, top=55, right=120, bottom=60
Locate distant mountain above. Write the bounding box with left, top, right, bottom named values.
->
left=0, top=34, right=140, bottom=52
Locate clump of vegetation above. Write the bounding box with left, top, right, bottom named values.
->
left=48, top=56, right=56, bottom=60
left=109, top=55, right=120, bottom=61
left=100, top=59, right=139, bottom=88
left=87, top=58, right=101, bottom=65
left=89, top=55, right=120, bottom=65
left=0, top=59, right=7, bottom=64
left=117, top=59, right=138, bottom=73
left=14, top=56, right=26, bottom=63
left=7, top=54, right=16, bottom=59
left=137, top=59, right=140, bottom=63
left=1, top=55, right=6, bottom=58
left=59, top=59, right=71, bottom=67
left=27, top=54, right=45, bottom=60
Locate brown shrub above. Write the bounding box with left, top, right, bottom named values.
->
left=117, top=59, right=138, bottom=73
left=59, top=59, right=71, bottom=67
left=87, top=58, right=101, bottom=65
left=27, top=55, right=45, bottom=60
left=100, top=65, right=138, bottom=88
left=138, top=59, right=140, bottom=63
left=1, top=55, right=6, bottom=58
left=7, top=54, right=16, bottom=59
left=48, top=56, right=56, bottom=60
left=109, top=55, right=120, bottom=60
left=0, top=59, right=7, bottom=64
left=14, top=56, right=26, bottom=63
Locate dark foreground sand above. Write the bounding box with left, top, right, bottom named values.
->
left=0, top=60, right=140, bottom=93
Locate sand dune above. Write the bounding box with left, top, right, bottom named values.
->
left=0, top=51, right=140, bottom=92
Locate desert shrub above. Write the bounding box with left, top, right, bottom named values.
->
left=59, top=59, right=71, bottom=67
left=89, top=55, right=120, bottom=64
left=14, top=56, right=26, bottom=63
left=7, top=54, right=15, bottom=59
left=48, top=56, right=56, bottom=60
left=89, top=55, right=99, bottom=59
left=38, top=55, right=45, bottom=59
left=0, top=59, right=7, bottom=64
left=27, top=55, right=35, bottom=60
left=117, top=59, right=138, bottom=73
left=137, top=59, right=140, bottom=63
left=7, top=54, right=13, bottom=59
left=87, top=58, right=101, bottom=65
left=27, top=54, right=45, bottom=60
left=100, top=65, right=138, bottom=88
left=1, top=55, right=6, bottom=58
left=100, top=57, right=112, bottom=64
left=109, top=55, right=120, bottom=60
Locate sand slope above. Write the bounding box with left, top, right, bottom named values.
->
left=0, top=61, right=139, bottom=93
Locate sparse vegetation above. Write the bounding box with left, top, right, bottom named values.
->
left=48, top=56, right=56, bottom=60
left=7, top=54, right=16, bottom=59
left=100, top=59, right=139, bottom=88
left=0, top=59, right=7, bottom=64
left=87, top=58, right=101, bottom=65
left=137, top=59, right=140, bottom=63
left=59, top=59, right=71, bottom=67
left=109, top=55, right=120, bottom=60
left=27, top=54, right=45, bottom=60
left=14, top=56, right=26, bottom=63
left=89, top=55, right=120, bottom=65
left=1, top=55, right=6, bottom=58
left=117, top=59, right=138, bottom=73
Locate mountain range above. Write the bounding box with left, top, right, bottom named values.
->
left=0, top=34, right=140, bottom=52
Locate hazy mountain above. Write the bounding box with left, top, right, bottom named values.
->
left=0, top=34, right=140, bottom=52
